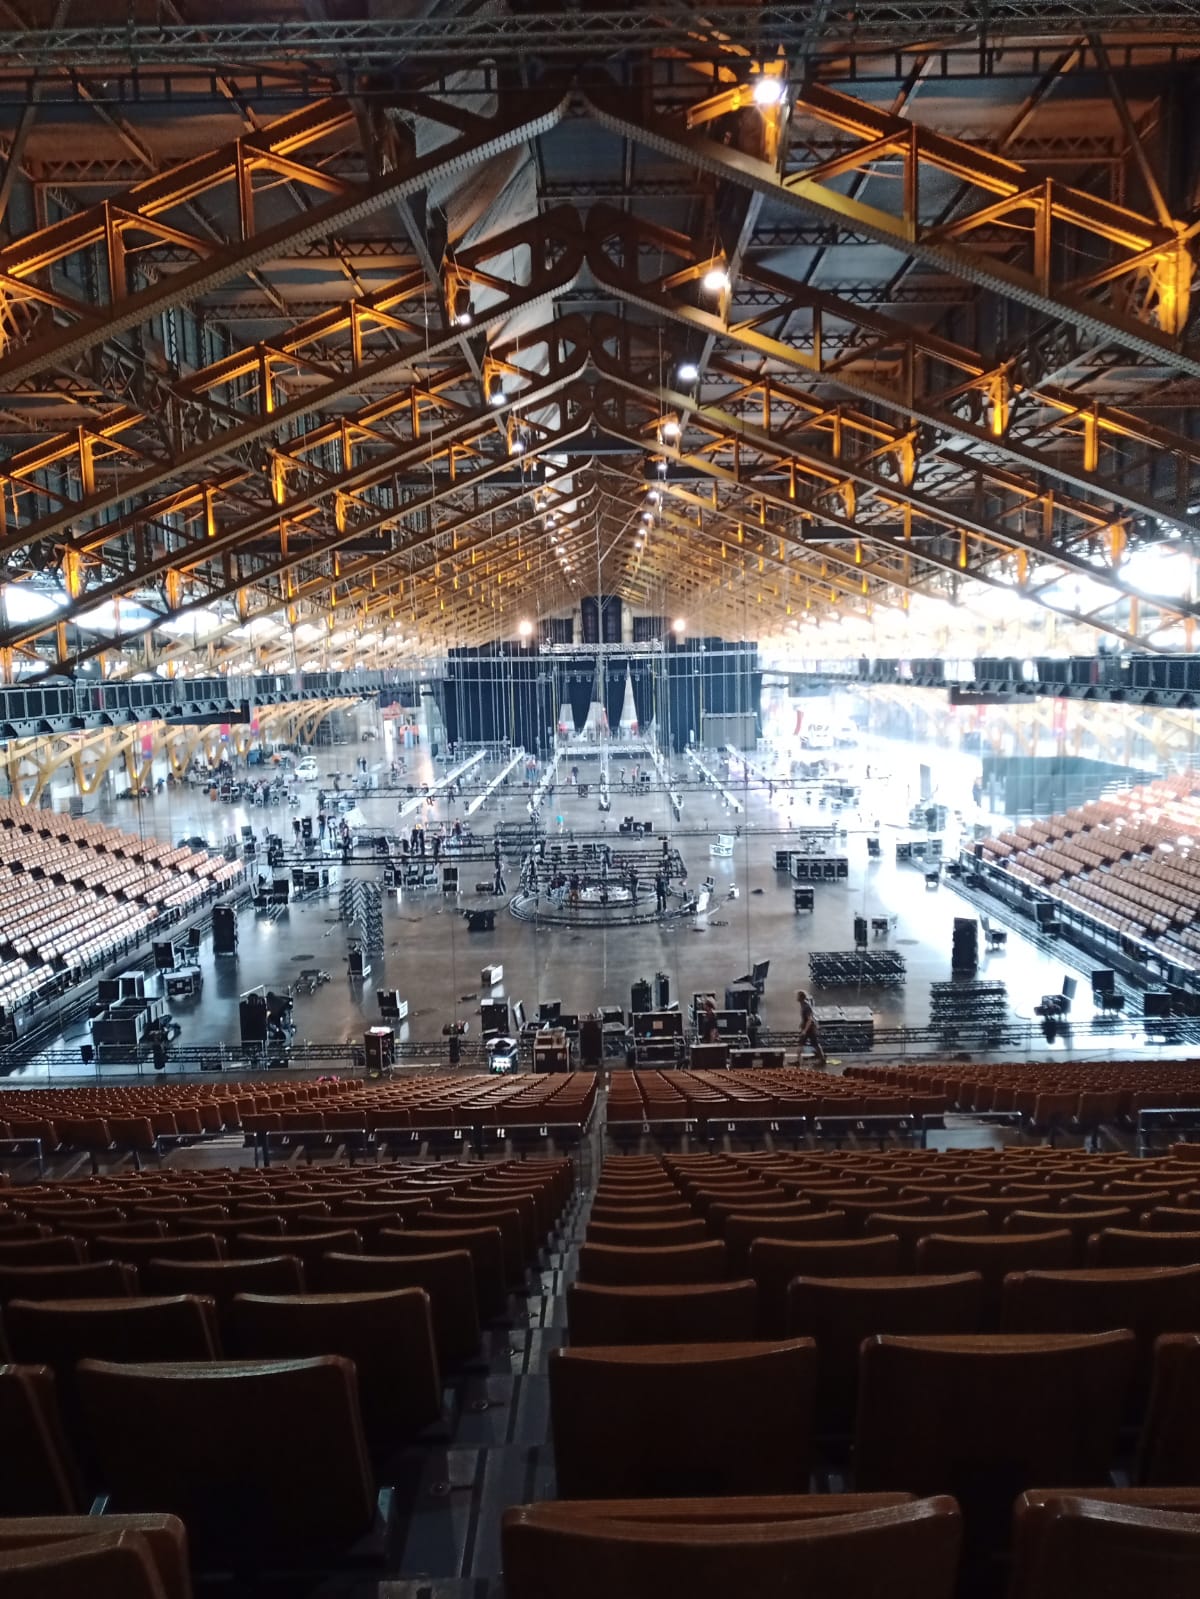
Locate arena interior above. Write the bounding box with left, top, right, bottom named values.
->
left=0, top=3, right=1199, bottom=1594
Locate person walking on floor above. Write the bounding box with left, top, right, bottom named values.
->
left=798, top=989, right=828, bottom=1067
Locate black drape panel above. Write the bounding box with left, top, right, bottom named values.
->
left=603, top=660, right=625, bottom=733
left=567, top=667, right=593, bottom=731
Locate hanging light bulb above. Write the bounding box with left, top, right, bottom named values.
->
left=752, top=72, right=785, bottom=107
left=677, top=361, right=700, bottom=383
left=702, top=264, right=730, bottom=294
left=452, top=286, right=474, bottom=326
left=487, top=375, right=505, bottom=406
left=661, top=418, right=681, bottom=440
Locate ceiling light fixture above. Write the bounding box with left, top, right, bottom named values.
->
left=752, top=73, right=785, bottom=107
left=661, top=418, right=681, bottom=440
left=702, top=264, right=730, bottom=294
left=677, top=361, right=700, bottom=383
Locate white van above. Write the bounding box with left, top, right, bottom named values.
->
left=802, top=722, right=833, bottom=750
left=295, top=756, right=320, bottom=781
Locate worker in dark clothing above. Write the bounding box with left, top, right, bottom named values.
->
left=798, top=989, right=827, bottom=1067
left=699, top=998, right=720, bottom=1043
left=628, top=868, right=638, bottom=905
left=654, top=871, right=668, bottom=913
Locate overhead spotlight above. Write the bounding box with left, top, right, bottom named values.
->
left=702, top=264, right=730, bottom=294
left=677, top=361, right=700, bottom=383
left=672, top=616, right=687, bottom=635
left=487, top=376, right=505, bottom=406
left=518, top=618, right=534, bottom=638
left=453, top=286, right=474, bottom=326
left=648, top=489, right=661, bottom=503
left=641, top=511, right=653, bottom=525
left=661, top=418, right=681, bottom=440
left=752, top=72, right=786, bottom=107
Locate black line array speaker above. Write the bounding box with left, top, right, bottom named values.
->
left=238, top=993, right=268, bottom=1045
left=654, top=971, right=670, bottom=1009
left=212, top=904, right=238, bottom=956
left=631, top=978, right=652, bottom=1014
left=364, top=1026, right=395, bottom=1077
left=952, top=917, right=979, bottom=973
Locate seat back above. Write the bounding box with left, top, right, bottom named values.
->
left=500, top=1496, right=963, bottom=1599
left=916, top=1231, right=1074, bottom=1323
left=856, top=1332, right=1135, bottom=1540
left=0, top=1261, right=138, bottom=1304
left=576, top=1241, right=728, bottom=1286
left=76, top=1356, right=376, bottom=1566
left=141, top=1256, right=305, bottom=1307
left=549, top=1339, right=815, bottom=1498
left=1089, top=1229, right=1200, bottom=1268
left=0, top=1363, right=83, bottom=1514
left=227, top=1289, right=441, bottom=1462
left=0, top=1529, right=170, bottom=1598
left=318, top=1250, right=479, bottom=1368
left=0, top=1515, right=189, bottom=1599
left=567, top=1281, right=757, bottom=1346
left=1011, top=1490, right=1200, bottom=1599
left=1139, top=1333, right=1200, bottom=1485
left=750, top=1235, right=903, bottom=1336
left=584, top=1221, right=708, bottom=1248
left=377, top=1224, right=506, bottom=1318
left=787, top=1273, right=984, bottom=1435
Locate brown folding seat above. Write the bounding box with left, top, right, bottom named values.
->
left=787, top=1273, right=984, bottom=1436
left=335, top=1196, right=433, bottom=1225
left=0, top=1222, right=52, bottom=1242
left=567, top=1281, right=757, bottom=1346
left=549, top=1340, right=816, bottom=1498
left=826, top=1195, right=928, bottom=1235
left=0, top=1364, right=83, bottom=1514
left=91, top=1232, right=225, bottom=1268
left=228, top=1289, right=441, bottom=1464
left=6, top=1295, right=219, bottom=1370
left=576, top=1240, right=727, bottom=1286
left=407, top=1202, right=525, bottom=1286
left=435, top=1195, right=536, bottom=1266
left=65, top=1219, right=169, bottom=1242
left=723, top=1213, right=851, bottom=1275
left=142, top=1255, right=305, bottom=1307
left=1011, top=1489, right=1200, bottom=1599
left=1002, top=1264, right=1200, bottom=1391
left=705, top=1197, right=813, bottom=1234
left=1006, top=1208, right=1132, bottom=1264
left=0, top=1527, right=173, bottom=1598
left=501, top=1495, right=963, bottom=1599
left=585, top=1220, right=707, bottom=1248
left=749, top=1235, right=903, bottom=1337
left=0, top=1237, right=85, bottom=1267
left=864, top=1210, right=988, bottom=1272
left=230, top=1230, right=361, bottom=1275
left=0, top=1515, right=189, bottom=1599
left=855, top=1332, right=1135, bottom=1555
left=916, top=1230, right=1073, bottom=1324
left=319, top=1250, right=479, bottom=1368
left=1144, top=1206, right=1200, bottom=1231
left=589, top=1204, right=693, bottom=1225
left=231, top=1198, right=331, bottom=1222
left=376, top=1226, right=506, bottom=1319
left=0, top=1262, right=137, bottom=1304
left=77, top=1356, right=376, bottom=1567
left=1088, top=1228, right=1200, bottom=1268
left=173, top=1216, right=283, bottom=1242
left=1139, top=1333, right=1200, bottom=1485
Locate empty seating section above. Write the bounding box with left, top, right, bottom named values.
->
left=0, top=799, right=242, bottom=1009
left=0, top=1072, right=599, bottom=1158
left=844, top=1060, right=1200, bottom=1134
left=978, top=773, right=1200, bottom=972
left=7, top=1130, right=1200, bottom=1592
left=607, top=1067, right=945, bottom=1126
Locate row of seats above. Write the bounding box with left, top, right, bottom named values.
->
left=608, top=1067, right=945, bottom=1122
left=846, top=1062, right=1200, bottom=1123
left=0, top=1074, right=598, bottom=1151
left=5, top=1489, right=1200, bottom=1599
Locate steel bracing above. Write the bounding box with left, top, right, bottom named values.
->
left=0, top=7, right=1198, bottom=677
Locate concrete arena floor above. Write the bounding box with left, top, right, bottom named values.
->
left=16, top=728, right=1121, bottom=1077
